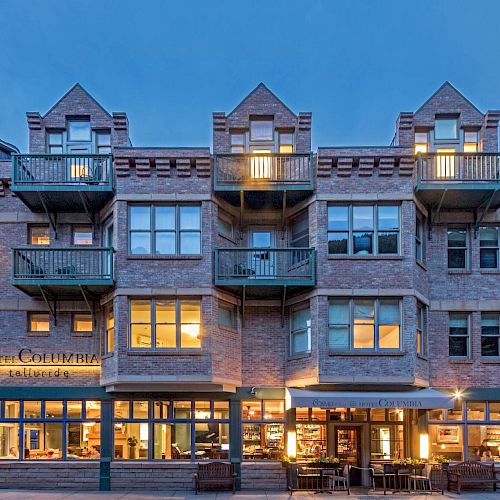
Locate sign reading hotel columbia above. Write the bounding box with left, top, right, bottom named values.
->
left=0, top=349, right=100, bottom=379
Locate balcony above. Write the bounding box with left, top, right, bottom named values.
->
left=215, top=247, right=315, bottom=298
left=416, top=152, right=500, bottom=209
left=12, top=247, right=114, bottom=299
left=11, top=154, right=113, bottom=212
left=214, top=153, right=314, bottom=207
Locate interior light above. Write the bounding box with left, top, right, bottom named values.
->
left=183, top=324, right=200, bottom=338
left=419, top=433, right=429, bottom=459
left=287, top=430, right=297, bottom=458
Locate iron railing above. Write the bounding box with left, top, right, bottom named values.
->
left=215, top=248, right=315, bottom=284
left=418, top=152, right=500, bottom=183
left=12, top=247, right=114, bottom=281
left=215, top=153, right=313, bottom=188
left=12, top=154, right=113, bottom=187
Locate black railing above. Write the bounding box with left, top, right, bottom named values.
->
left=215, top=153, right=313, bottom=188
left=12, top=247, right=114, bottom=281
left=215, top=248, right=315, bottom=284
left=12, top=154, right=113, bottom=187
left=418, top=153, right=500, bottom=183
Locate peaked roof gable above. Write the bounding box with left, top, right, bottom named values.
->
left=228, top=83, right=297, bottom=119
left=414, top=81, right=484, bottom=121
left=0, top=138, right=19, bottom=154
left=42, top=83, right=112, bottom=119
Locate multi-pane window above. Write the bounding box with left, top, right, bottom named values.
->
left=480, top=227, right=499, bottom=269
left=464, top=131, right=479, bottom=152
left=72, top=313, right=92, bottom=335
left=449, top=313, right=470, bottom=358
left=279, top=132, right=293, bottom=153
left=414, top=131, right=428, bottom=154
left=129, top=205, right=201, bottom=256
left=435, top=118, right=458, bottom=140
left=29, top=313, right=50, bottom=334
left=448, top=228, right=468, bottom=269
left=72, top=226, right=93, bottom=245
left=129, top=299, right=201, bottom=350
left=47, top=132, right=63, bottom=154
left=328, top=205, right=400, bottom=255
left=328, top=298, right=401, bottom=351
left=96, top=131, right=111, bottom=154
left=29, top=225, right=50, bottom=245
left=67, top=120, right=91, bottom=142
left=105, top=306, right=115, bottom=354
left=290, top=306, right=311, bottom=355
left=416, top=215, right=425, bottom=263
left=481, top=313, right=500, bottom=358
left=230, top=133, right=245, bottom=153
left=417, top=304, right=426, bottom=356
left=250, top=119, right=273, bottom=142
left=218, top=301, right=237, bottom=330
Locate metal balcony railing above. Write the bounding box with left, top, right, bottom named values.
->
left=418, top=152, right=500, bottom=183
left=214, top=153, right=313, bottom=189
left=12, top=247, right=114, bottom=282
left=12, top=154, right=113, bottom=188
left=215, top=248, right=315, bottom=285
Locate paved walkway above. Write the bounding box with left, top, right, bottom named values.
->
left=0, top=490, right=496, bottom=500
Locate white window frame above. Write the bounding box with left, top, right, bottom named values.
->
left=290, top=305, right=311, bottom=356
left=448, top=312, right=471, bottom=360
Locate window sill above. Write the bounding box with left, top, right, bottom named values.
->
left=417, top=354, right=429, bottom=361
left=479, top=270, right=500, bottom=274
left=328, top=351, right=406, bottom=356
left=288, top=352, right=312, bottom=361
left=448, top=270, right=472, bottom=275
left=328, top=255, right=404, bottom=261
left=127, top=350, right=205, bottom=356
left=27, top=332, right=50, bottom=337
left=219, top=326, right=239, bottom=334
left=449, top=359, right=473, bottom=364
left=70, top=331, right=92, bottom=338
left=480, top=359, right=500, bottom=364
left=416, top=260, right=427, bottom=271
left=218, top=232, right=238, bottom=245
left=126, top=255, right=202, bottom=260
left=101, top=353, right=114, bottom=360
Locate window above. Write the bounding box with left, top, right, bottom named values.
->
left=217, top=216, right=234, bottom=240
left=417, top=304, right=426, bottom=356
left=72, top=226, right=93, bottom=245
left=47, top=132, right=63, bottom=154
left=416, top=215, right=425, bottom=263
left=328, top=205, right=399, bottom=256
left=72, top=313, right=92, bottom=335
left=96, top=131, right=111, bottom=154
left=218, top=302, right=237, bottom=330
left=435, top=118, right=458, bottom=140
left=290, top=306, right=311, bottom=355
left=449, top=313, right=470, bottom=358
left=464, top=131, right=479, bottom=152
left=371, top=425, right=404, bottom=460
left=414, top=132, right=428, bottom=154
left=328, top=298, right=401, bottom=351
left=129, top=205, right=201, bottom=256
left=481, top=313, right=500, bottom=358
left=230, top=133, right=245, bottom=153
left=105, top=306, right=115, bottom=354
left=290, top=210, right=309, bottom=248
left=448, top=228, right=468, bottom=269
left=29, top=313, right=50, bottom=334
left=129, top=299, right=201, bottom=350
left=480, top=227, right=499, bottom=269
left=279, top=132, right=293, bottom=153
left=67, top=120, right=91, bottom=142
left=29, top=225, right=50, bottom=245
left=250, top=118, right=273, bottom=142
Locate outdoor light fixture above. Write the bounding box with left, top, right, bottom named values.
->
left=287, top=430, right=297, bottom=458
left=453, top=389, right=464, bottom=400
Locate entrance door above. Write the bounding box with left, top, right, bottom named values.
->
left=249, top=229, right=275, bottom=278
left=66, top=143, right=92, bottom=182
left=334, top=426, right=362, bottom=486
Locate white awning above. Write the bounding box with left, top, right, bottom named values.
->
left=286, top=388, right=453, bottom=409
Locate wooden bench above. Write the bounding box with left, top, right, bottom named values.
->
left=447, top=462, right=498, bottom=494
left=194, top=462, right=236, bottom=494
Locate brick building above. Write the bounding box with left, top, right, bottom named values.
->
left=0, top=81, right=498, bottom=489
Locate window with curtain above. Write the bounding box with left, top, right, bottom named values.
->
left=290, top=306, right=311, bottom=355
left=447, top=228, right=468, bottom=269
left=481, top=313, right=500, bottom=358
left=480, top=227, right=499, bottom=269
left=449, top=313, right=470, bottom=358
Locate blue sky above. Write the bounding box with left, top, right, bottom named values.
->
left=1, top=0, right=500, bottom=151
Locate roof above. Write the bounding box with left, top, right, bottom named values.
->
left=0, top=138, right=20, bottom=154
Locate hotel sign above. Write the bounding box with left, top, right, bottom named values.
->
left=0, top=349, right=100, bottom=379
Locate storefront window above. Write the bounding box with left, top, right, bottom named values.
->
left=371, top=409, right=386, bottom=421
left=467, top=402, right=485, bottom=421
left=371, top=425, right=404, bottom=460
left=114, top=401, right=130, bottom=419
left=297, top=423, right=327, bottom=459
left=4, top=401, right=19, bottom=419
left=25, top=422, right=63, bottom=459
left=242, top=401, right=261, bottom=420
left=467, top=425, right=500, bottom=460
left=67, top=401, right=82, bottom=419
left=388, top=409, right=404, bottom=422
left=194, top=401, right=211, bottom=420
left=174, top=401, right=191, bottom=419
left=311, top=408, right=327, bottom=421
left=351, top=408, right=369, bottom=422
left=86, top=401, right=101, bottom=419
left=0, top=423, right=19, bottom=458
left=153, top=423, right=191, bottom=459
left=24, top=401, right=42, bottom=419
left=132, top=401, right=149, bottom=419
left=447, top=399, right=463, bottom=421
left=45, top=401, right=63, bottom=419
left=114, top=422, right=148, bottom=459
left=429, top=424, right=463, bottom=461
left=195, top=423, right=229, bottom=459
left=490, top=402, right=500, bottom=421
left=66, top=422, right=101, bottom=459
left=214, top=402, right=229, bottom=420
left=263, top=400, right=284, bottom=420
left=296, top=408, right=309, bottom=421
left=153, top=401, right=170, bottom=419
left=428, top=409, right=445, bottom=421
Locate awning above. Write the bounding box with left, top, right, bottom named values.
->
left=286, top=388, right=454, bottom=409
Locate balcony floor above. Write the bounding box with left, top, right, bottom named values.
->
left=12, top=280, right=114, bottom=299
left=215, top=282, right=314, bottom=299
left=416, top=184, right=500, bottom=209
left=215, top=189, right=313, bottom=208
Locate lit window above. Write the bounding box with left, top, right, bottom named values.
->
left=481, top=313, right=500, bottom=358
left=417, top=304, right=426, bottom=356
left=230, top=133, right=245, bottom=153
left=105, top=306, right=115, bottom=354
left=72, top=313, right=93, bottom=334
left=68, top=120, right=91, bottom=142
left=464, top=131, right=479, bottom=153
left=30, top=226, right=50, bottom=245
left=290, top=306, right=311, bottom=355
left=279, top=132, right=294, bottom=153
left=96, top=132, right=111, bottom=154
left=480, top=227, right=499, bottom=269
left=73, top=226, right=93, bottom=245
left=448, top=228, right=468, bottom=269
left=449, top=313, right=470, bottom=358
left=435, top=118, right=458, bottom=140
left=47, top=132, right=63, bottom=154
left=29, top=313, right=50, bottom=333
left=414, top=132, right=428, bottom=154
left=250, top=119, right=273, bottom=141
left=436, top=148, right=456, bottom=178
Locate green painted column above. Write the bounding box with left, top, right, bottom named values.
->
left=229, top=399, right=242, bottom=490
left=99, top=400, right=113, bottom=491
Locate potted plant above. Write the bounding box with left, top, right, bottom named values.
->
left=311, top=456, right=341, bottom=468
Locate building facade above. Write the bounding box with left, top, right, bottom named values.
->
left=0, top=81, right=499, bottom=489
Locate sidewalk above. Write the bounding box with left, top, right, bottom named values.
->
left=0, top=489, right=496, bottom=500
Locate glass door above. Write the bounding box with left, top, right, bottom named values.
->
left=66, top=143, right=92, bottom=182
left=334, top=426, right=362, bottom=485
left=249, top=229, right=275, bottom=278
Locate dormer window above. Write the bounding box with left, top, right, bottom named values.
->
left=414, top=132, right=428, bottom=154
left=96, top=131, right=111, bottom=154
left=434, top=118, right=458, bottom=140
left=68, top=120, right=91, bottom=142
left=279, top=132, right=294, bottom=153
left=250, top=118, right=273, bottom=142
left=47, top=132, right=63, bottom=154
left=464, top=131, right=479, bottom=152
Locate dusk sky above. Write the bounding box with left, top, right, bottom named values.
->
left=2, top=0, right=500, bottom=151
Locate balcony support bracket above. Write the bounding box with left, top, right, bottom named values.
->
left=79, top=285, right=96, bottom=321
left=428, top=189, right=447, bottom=240
left=281, top=191, right=287, bottom=239
left=38, top=193, right=58, bottom=239
left=241, top=286, right=246, bottom=328
left=281, top=285, right=287, bottom=328
left=78, top=191, right=96, bottom=228
left=239, top=191, right=244, bottom=233
left=474, top=189, right=498, bottom=238
left=38, top=285, right=57, bottom=325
